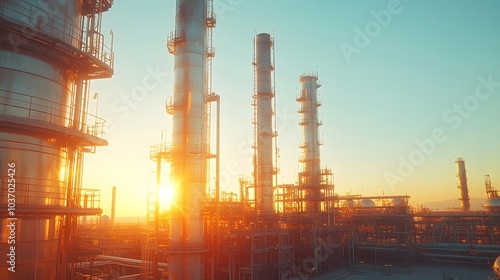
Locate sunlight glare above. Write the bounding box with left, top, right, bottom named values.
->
left=159, top=184, right=175, bottom=209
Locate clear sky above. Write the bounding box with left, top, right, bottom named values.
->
left=83, top=0, right=500, bottom=218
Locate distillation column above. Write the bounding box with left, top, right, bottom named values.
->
left=297, top=74, right=322, bottom=212
left=167, top=0, right=208, bottom=278
left=456, top=157, right=470, bottom=211
left=0, top=1, right=113, bottom=279
left=254, top=33, right=275, bottom=215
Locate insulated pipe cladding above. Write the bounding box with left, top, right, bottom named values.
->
left=298, top=74, right=322, bottom=212
left=255, top=33, right=275, bottom=215
left=168, top=0, right=208, bottom=279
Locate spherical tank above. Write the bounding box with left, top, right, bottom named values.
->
left=361, top=199, right=376, bottom=207
left=484, top=197, right=500, bottom=212
left=392, top=198, right=406, bottom=206
left=345, top=199, right=356, bottom=207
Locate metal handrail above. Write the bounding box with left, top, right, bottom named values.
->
left=0, top=0, right=114, bottom=69
left=0, top=89, right=106, bottom=138
left=0, top=176, right=66, bottom=206
left=167, top=30, right=185, bottom=54
left=80, top=188, right=101, bottom=209
left=299, top=72, right=319, bottom=81
left=0, top=176, right=101, bottom=208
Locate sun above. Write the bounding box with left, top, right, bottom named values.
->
left=159, top=184, right=175, bottom=209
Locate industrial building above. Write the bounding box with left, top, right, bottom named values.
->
left=1, top=0, right=499, bottom=279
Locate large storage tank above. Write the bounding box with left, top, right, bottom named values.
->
left=0, top=0, right=113, bottom=278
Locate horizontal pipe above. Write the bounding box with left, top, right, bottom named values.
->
left=95, top=255, right=169, bottom=269
left=419, top=253, right=494, bottom=261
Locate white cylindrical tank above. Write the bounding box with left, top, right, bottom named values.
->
left=168, top=0, right=207, bottom=279
left=1, top=2, right=80, bottom=279
left=1, top=0, right=113, bottom=278
left=255, top=33, right=274, bottom=215
left=1, top=0, right=83, bottom=47
left=298, top=74, right=322, bottom=212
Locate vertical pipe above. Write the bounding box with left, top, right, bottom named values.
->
left=83, top=194, right=88, bottom=224
left=75, top=150, right=85, bottom=205
left=298, top=74, right=322, bottom=212
left=169, top=0, right=207, bottom=278
left=73, top=74, right=84, bottom=131
left=255, top=33, right=274, bottom=215
left=82, top=81, right=89, bottom=129
left=155, top=159, right=161, bottom=279
left=455, top=158, right=470, bottom=211
left=215, top=94, right=221, bottom=273
left=210, top=93, right=220, bottom=280
left=34, top=212, right=39, bottom=279
left=66, top=73, right=84, bottom=210
left=272, top=33, right=279, bottom=213
left=63, top=74, right=85, bottom=278
left=111, top=186, right=116, bottom=225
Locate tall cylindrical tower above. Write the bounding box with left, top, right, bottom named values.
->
left=455, top=157, right=470, bottom=211
left=254, top=33, right=275, bottom=215
left=167, top=0, right=212, bottom=278
left=0, top=0, right=113, bottom=279
left=297, top=74, right=322, bottom=212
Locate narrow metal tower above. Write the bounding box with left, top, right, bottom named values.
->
left=297, top=73, right=322, bottom=212
left=252, top=33, right=276, bottom=216
left=455, top=157, right=470, bottom=212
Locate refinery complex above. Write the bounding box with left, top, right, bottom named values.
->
left=0, top=0, right=499, bottom=279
